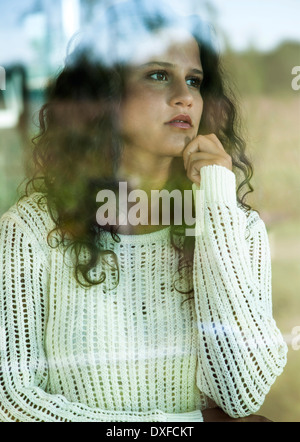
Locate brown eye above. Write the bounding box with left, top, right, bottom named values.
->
left=149, top=71, right=168, bottom=82
left=186, top=77, right=202, bottom=89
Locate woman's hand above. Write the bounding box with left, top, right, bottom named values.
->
left=183, top=134, right=232, bottom=185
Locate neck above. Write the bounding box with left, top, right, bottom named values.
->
left=114, top=150, right=176, bottom=235
left=117, top=149, right=174, bottom=194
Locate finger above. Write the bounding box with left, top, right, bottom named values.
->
left=189, top=159, right=218, bottom=185
left=183, top=135, right=223, bottom=169
left=205, top=133, right=226, bottom=152
left=186, top=153, right=218, bottom=184
left=201, top=136, right=232, bottom=170
left=185, top=151, right=217, bottom=172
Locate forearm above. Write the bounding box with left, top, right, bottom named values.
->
left=0, top=383, right=203, bottom=422
left=193, top=165, right=287, bottom=417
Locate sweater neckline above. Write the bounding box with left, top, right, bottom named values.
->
left=99, top=226, right=172, bottom=245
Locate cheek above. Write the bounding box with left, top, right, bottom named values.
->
left=192, top=98, right=204, bottom=134
left=118, top=99, right=141, bottom=134
left=119, top=91, right=162, bottom=132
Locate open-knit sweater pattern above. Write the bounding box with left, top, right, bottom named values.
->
left=0, top=165, right=287, bottom=421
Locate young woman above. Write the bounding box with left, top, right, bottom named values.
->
left=0, top=1, right=287, bottom=422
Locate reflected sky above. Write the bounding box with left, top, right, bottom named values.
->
left=0, top=0, right=299, bottom=67
left=212, top=0, right=300, bottom=51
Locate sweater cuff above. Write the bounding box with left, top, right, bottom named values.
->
left=192, top=165, right=237, bottom=205
left=164, top=409, right=203, bottom=422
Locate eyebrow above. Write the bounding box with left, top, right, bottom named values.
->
left=138, top=61, right=204, bottom=76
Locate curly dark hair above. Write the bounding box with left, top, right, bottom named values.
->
left=22, top=1, right=254, bottom=290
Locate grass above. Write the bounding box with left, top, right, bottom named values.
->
left=243, top=95, right=300, bottom=422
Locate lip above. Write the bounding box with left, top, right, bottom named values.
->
left=165, top=114, right=193, bottom=129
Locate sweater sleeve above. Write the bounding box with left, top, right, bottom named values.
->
left=0, top=211, right=203, bottom=422
left=192, top=165, right=287, bottom=418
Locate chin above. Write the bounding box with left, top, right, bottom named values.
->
left=165, top=143, right=187, bottom=157
left=164, top=134, right=193, bottom=157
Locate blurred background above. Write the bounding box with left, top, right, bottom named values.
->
left=0, top=0, right=299, bottom=422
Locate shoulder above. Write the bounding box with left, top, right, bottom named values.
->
left=0, top=192, right=55, bottom=251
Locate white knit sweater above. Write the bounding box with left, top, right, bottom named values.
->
left=0, top=165, right=287, bottom=422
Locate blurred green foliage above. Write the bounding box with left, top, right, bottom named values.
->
left=221, top=40, right=300, bottom=422
left=223, top=41, right=300, bottom=97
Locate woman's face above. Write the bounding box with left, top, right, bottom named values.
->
left=118, top=32, right=204, bottom=160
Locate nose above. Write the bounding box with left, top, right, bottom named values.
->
left=169, top=80, right=193, bottom=108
